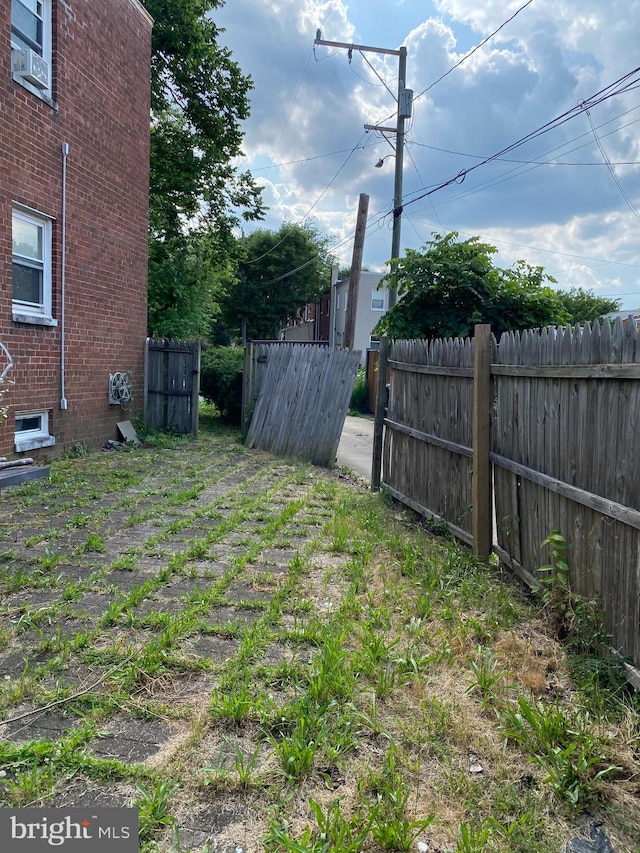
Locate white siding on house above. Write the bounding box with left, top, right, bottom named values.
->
left=333, top=272, right=387, bottom=364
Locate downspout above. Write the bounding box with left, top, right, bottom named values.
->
left=60, top=142, right=69, bottom=410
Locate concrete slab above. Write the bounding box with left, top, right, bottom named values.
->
left=336, top=415, right=374, bottom=480
left=0, top=466, right=49, bottom=489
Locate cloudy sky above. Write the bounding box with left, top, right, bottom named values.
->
left=216, top=0, right=640, bottom=309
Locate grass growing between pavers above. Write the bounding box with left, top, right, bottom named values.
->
left=0, top=413, right=638, bottom=852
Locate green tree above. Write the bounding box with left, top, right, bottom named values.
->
left=221, top=223, right=333, bottom=341
left=555, top=287, right=620, bottom=324
left=376, top=232, right=569, bottom=340
left=142, top=0, right=264, bottom=338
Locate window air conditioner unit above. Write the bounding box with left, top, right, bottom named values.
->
left=11, top=47, right=49, bottom=91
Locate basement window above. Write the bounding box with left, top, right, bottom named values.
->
left=15, top=409, right=55, bottom=452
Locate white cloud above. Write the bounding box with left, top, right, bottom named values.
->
left=216, top=0, right=640, bottom=306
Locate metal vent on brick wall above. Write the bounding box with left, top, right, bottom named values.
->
left=108, top=372, right=133, bottom=407
left=11, top=47, right=50, bottom=90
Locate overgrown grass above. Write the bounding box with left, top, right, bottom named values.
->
left=0, top=416, right=638, bottom=852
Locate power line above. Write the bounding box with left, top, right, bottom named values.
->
left=414, top=0, right=535, bottom=104
left=408, top=107, right=639, bottom=218
left=585, top=107, right=640, bottom=222
left=375, top=0, right=536, bottom=128
left=401, top=66, right=640, bottom=212
left=247, top=144, right=374, bottom=173
left=243, top=132, right=371, bottom=266
left=409, top=109, right=640, bottom=215
left=407, top=219, right=640, bottom=270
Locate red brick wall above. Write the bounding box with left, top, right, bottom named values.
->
left=0, top=0, right=152, bottom=457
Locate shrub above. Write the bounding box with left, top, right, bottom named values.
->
left=349, top=366, right=370, bottom=414
left=200, top=346, right=244, bottom=424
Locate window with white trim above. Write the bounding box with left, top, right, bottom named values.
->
left=371, top=290, right=385, bottom=311
left=10, top=0, right=52, bottom=96
left=369, top=336, right=381, bottom=351
left=15, top=409, right=55, bottom=452
left=12, top=206, right=54, bottom=323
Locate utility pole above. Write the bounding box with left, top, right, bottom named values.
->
left=343, top=193, right=369, bottom=350
left=315, top=32, right=412, bottom=308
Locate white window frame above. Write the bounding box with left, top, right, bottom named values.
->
left=371, top=290, right=386, bottom=312
left=10, top=0, right=52, bottom=99
left=15, top=409, right=55, bottom=452
left=12, top=205, right=56, bottom=326
left=369, top=336, right=381, bottom=351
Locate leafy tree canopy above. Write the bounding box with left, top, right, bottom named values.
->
left=555, top=287, right=621, bottom=324
left=219, top=223, right=333, bottom=342
left=376, top=233, right=602, bottom=340
left=142, top=0, right=265, bottom=337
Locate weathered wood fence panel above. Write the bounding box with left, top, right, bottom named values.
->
left=383, top=337, right=476, bottom=544
left=492, top=321, right=640, bottom=667
left=246, top=344, right=360, bottom=467
left=382, top=319, right=640, bottom=669
left=144, top=339, right=200, bottom=434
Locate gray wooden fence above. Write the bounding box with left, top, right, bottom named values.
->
left=382, top=320, right=640, bottom=671
left=144, top=339, right=200, bottom=434
left=246, top=343, right=360, bottom=467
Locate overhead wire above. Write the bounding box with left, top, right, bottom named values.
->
left=374, top=0, right=536, bottom=128
left=248, top=143, right=376, bottom=173
left=408, top=107, right=640, bottom=215
left=400, top=66, right=640, bottom=213
left=413, top=0, right=535, bottom=104
left=584, top=107, right=640, bottom=222
left=243, top=131, right=373, bottom=266
left=257, top=67, right=640, bottom=287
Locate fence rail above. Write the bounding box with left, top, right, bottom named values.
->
left=381, top=320, right=640, bottom=670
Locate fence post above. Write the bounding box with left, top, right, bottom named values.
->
left=143, top=338, right=150, bottom=427
left=191, top=341, right=201, bottom=437
left=241, top=341, right=254, bottom=439
left=472, top=324, right=492, bottom=559
left=371, top=335, right=389, bottom=491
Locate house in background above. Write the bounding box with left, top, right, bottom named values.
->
left=332, top=272, right=388, bottom=363
left=1, top=0, right=152, bottom=460
left=281, top=270, right=389, bottom=363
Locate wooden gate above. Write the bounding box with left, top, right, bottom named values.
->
left=246, top=343, right=360, bottom=467
left=144, top=339, right=201, bottom=434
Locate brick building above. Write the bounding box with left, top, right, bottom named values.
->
left=1, top=0, right=152, bottom=460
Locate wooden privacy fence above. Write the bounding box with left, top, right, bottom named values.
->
left=246, top=343, right=360, bottom=467
left=381, top=320, right=640, bottom=670
left=144, top=339, right=200, bottom=435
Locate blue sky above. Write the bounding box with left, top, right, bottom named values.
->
left=216, top=0, right=640, bottom=309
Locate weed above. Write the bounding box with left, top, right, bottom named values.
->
left=356, top=693, right=390, bottom=740
left=328, top=514, right=350, bottom=553
left=499, top=696, right=620, bottom=807
left=169, top=824, right=212, bottom=853
left=465, top=645, right=506, bottom=706
left=135, top=780, right=178, bottom=844
left=362, top=746, right=434, bottom=851
left=210, top=679, right=263, bottom=725
left=456, top=819, right=493, bottom=852
left=203, top=739, right=262, bottom=790
left=66, top=513, right=91, bottom=529
left=82, top=533, right=106, bottom=553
